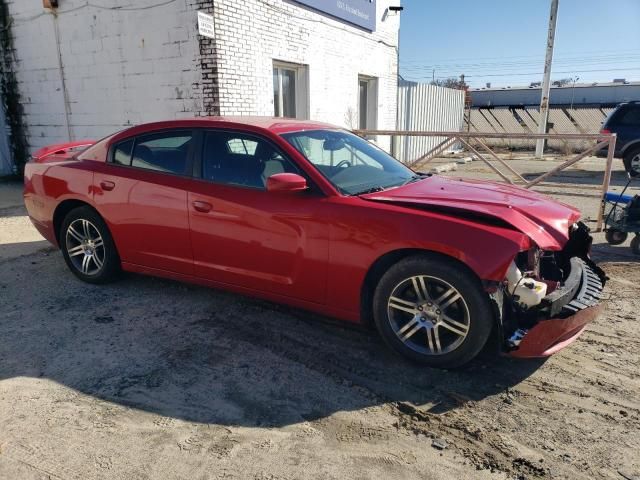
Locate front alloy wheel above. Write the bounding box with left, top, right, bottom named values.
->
left=373, top=255, right=494, bottom=368
left=387, top=276, right=470, bottom=355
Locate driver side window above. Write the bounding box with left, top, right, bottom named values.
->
left=201, top=131, right=301, bottom=189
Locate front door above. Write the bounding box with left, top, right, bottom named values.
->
left=188, top=130, right=328, bottom=303
left=93, top=129, right=195, bottom=275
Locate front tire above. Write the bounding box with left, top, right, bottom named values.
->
left=60, top=206, right=121, bottom=284
left=623, top=146, right=640, bottom=177
left=373, top=254, right=494, bottom=368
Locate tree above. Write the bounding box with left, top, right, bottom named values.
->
left=552, top=77, right=574, bottom=87
left=430, top=77, right=468, bottom=90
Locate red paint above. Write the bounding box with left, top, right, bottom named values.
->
left=23, top=117, right=601, bottom=358
left=32, top=140, right=95, bottom=162
left=361, top=175, right=581, bottom=250
left=266, top=173, right=308, bottom=192
left=509, top=304, right=602, bottom=358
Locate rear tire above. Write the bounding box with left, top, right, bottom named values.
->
left=372, top=254, right=494, bottom=368
left=605, top=229, right=628, bottom=246
left=60, top=206, right=121, bottom=284
left=623, top=146, right=640, bottom=177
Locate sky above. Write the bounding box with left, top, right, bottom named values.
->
left=398, top=0, right=640, bottom=89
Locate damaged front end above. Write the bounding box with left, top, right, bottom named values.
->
left=493, top=222, right=607, bottom=358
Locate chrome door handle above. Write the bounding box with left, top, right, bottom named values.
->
left=192, top=201, right=212, bottom=213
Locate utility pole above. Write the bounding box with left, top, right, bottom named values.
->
left=535, top=0, right=559, bottom=158
left=569, top=75, right=580, bottom=110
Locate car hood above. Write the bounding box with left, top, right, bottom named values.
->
left=360, top=175, right=581, bottom=250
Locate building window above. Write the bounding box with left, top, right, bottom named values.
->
left=273, top=61, right=308, bottom=119
left=358, top=75, right=378, bottom=130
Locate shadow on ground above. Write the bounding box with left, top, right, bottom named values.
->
left=0, top=248, right=545, bottom=428
left=592, top=239, right=639, bottom=263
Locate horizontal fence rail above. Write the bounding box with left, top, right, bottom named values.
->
left=354, top=129, right=617, bottom=232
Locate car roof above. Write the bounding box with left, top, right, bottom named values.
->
left=125, top=116, right=340, bottom=136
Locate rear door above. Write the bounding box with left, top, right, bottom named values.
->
left=187, top=129, right=329, bottom=303
left=93, top=129, right=195, bottom=275
left=610, top=105, right=640, bottom=153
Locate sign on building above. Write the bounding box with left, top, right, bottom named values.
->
left=197, top=11, right=215, bottom=39
left=295, top=0, right=376, bottom=31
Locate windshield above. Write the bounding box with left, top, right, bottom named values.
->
left=281, top=130, right=416, bottom=195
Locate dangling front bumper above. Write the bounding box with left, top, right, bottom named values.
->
left=507, top=257, right=605, bottom=358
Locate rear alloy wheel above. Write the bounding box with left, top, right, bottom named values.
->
left=605, top=229, right=628, bottom=246
left=623, top=147, right=640, bottom=177
left=373, top=255, right=494, bottom=368
left=60, top=206, right=120, bottom=284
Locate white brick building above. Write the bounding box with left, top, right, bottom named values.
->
left=0, top=0, right=400, bottom=174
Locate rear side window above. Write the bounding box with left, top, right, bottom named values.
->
left=111, top=131, right=193, bottom=176
left=109, top=130, right=194, bottom=176
left=616, top=107, right=640, bottom=126
left=113, top=139, right=133, bottom=165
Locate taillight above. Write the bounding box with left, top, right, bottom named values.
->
left=600, top=128, right=611, bottom=135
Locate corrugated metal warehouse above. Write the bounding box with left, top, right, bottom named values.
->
left=471, top=81, right=640, bottom=107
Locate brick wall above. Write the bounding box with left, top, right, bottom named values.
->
left=5, top=0, right=204, bottom=153
left=212, top=0, right=400, bottom=144
left=4, top=0, right=398, bottom=155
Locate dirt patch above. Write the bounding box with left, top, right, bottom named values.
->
left=1, top=173, right=639, bottom=479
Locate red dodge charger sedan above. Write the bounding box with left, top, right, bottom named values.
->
left=23, top=117, right=605, bottom=368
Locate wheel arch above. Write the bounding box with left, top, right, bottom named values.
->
left=53, top=199, right=101, bottom=245
left=360, top=248, right=489, bottom=327
left=621, top=140, right=640, bottom=157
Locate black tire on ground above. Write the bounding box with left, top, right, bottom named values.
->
left=623, top=146, right=640, bottom=177
left=605, top=229, right=628, bottom=246
left=60, top=206, right=121, bottom=284
left=372, top=254, right=495, bottom=368
left=631, top=235, right=640, bottom=256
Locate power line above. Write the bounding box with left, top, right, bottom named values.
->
left=400, top=54, right=640, bottom=72
left=400, top=48, right=640, bottom=65
left=407, top=66, right=640, bottom=81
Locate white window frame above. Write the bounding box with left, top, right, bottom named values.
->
left=358, top=75, right=378, bottom=131
left=273, top=61, right=309, bottom=120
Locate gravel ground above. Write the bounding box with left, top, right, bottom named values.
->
left=1, top=157, right=639, bottom=480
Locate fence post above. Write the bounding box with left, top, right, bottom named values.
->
left=595, top=134, right=617, bottom=232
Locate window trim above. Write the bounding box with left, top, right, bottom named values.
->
left=358, top=75, right=378, bottom=131
left=107, top=128, right=197, bottom=178
left=273, top=60, right=309, bottom=120
left=192, top=128, right=322, bottom=194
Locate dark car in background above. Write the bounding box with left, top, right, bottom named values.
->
left=600, top=101, right=640, bottom=176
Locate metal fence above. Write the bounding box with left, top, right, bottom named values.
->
left=355, top=129, right=617, bottom=232
left=467, top=106, right=614, bottom=152
left=395, top=81, right=465, bottom=163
